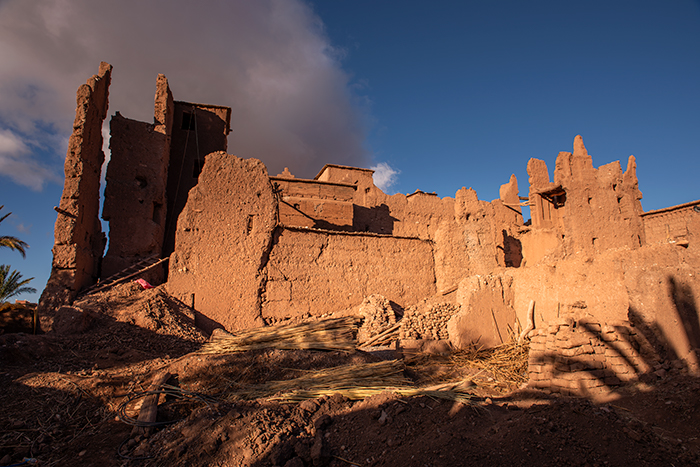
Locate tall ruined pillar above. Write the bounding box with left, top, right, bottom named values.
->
left=38, top=62, right=112, bottom=311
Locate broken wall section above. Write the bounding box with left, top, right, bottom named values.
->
left=39, top=62, right=112, bottom=311
left=528, top=318, right=652, bottom=398
left=525, top=135, right=645, bottom=263
left=101, top=74, right=174, bottom=281
left=167, top=152, right=278, bottom=333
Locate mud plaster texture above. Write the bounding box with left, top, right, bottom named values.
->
left=167, top=152, right=277, bottom=332
left=38, top=62, right=112, bottom=313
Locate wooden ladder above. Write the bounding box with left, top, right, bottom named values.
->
left=79, top=255, right=169, bottom=297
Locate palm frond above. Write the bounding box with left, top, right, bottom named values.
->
left=0, top=206, right=28, bottom=257
left=0, top=265, right=36, bottom=303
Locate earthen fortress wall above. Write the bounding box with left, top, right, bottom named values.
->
left=41, top=64, right=700, bottom=392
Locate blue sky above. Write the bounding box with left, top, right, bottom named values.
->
left=0, top=0, right=699, bottom=302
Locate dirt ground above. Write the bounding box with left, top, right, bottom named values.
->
left=1, top=283, right=699, bottom=467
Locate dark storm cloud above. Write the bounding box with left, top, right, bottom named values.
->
left=0, top=0, right=371, bottom=188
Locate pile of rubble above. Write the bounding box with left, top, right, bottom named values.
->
left=399, top=302, right=460, bottom=340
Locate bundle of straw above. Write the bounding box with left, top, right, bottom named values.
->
left=227, top=359, right=409, bottom=401
left=224, top=360, right=477, bottom=405
left=199, top=316, right=361, bottom=354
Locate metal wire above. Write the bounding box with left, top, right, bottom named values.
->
left=115, top=384, right=218, bottom=461
left=116, top=384, right=217, bottom=428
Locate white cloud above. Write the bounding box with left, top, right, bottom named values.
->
left=0, top=0, right=371, bottom=187
left=0, top=129, right=60, bottom=190
left=371, top=162, right=399, bottom=193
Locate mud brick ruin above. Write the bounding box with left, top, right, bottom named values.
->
left=40, top=63, right=700, bottom=398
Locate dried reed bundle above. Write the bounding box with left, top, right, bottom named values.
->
left=228, top=360, right=410, bottom=400
left=223, top=360, right=477, bottom=405
left=199, top=316, right=361, bottom=354
left=273, top=385, right=476, bottom=404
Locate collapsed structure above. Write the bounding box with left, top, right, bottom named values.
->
left=40, top=63, right=700, bottom=397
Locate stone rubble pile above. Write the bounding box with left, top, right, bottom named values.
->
left=399, top=302, right=460, bottom=340
left=357, top=294, right=396, bottom=343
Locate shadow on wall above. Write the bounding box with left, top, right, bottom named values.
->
left=353, top=204, right=398, bottom=235
left=501, top=229, right=522, bottom=268
left=528, top=274, right=700, bottom=399
left=668, top=276, right=700, bottom=358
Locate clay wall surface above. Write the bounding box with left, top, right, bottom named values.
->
left=620, top=245, right=700, bottom=372
left=39, top=62, right=112, bottom=311
left=448, top=274, right=517, bottom=349
left=642, top=200, right=700, bottom=248
left=167, top=152, right=277, bottom=333
left=278, top=164, right=524, bottom=295
left=262, top=228, right=435, bottom=321
left=271, top=177, right=356, bottom=230
left=498, top=243, right=700, bottom=374
left=525, top=136, right=644, bottom=263
left=163, top=102, right=231, bottom=257
left=347, top=181, right=522, bottom=293
left=507, top=254, right=631, bottom=329
left=101, top=75, right=173, bottom=280
left=315, top=164, right=375, bottom=190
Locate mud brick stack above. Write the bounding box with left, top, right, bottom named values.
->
left=527, top=318, right=651, bottom=396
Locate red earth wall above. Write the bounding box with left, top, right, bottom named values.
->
left=38, top=62, right=112, bottom=312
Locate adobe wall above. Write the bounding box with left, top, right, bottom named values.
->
left=442, top=136, right=700, bottom=386
left=262, top=228, right=435, bottom=321
left=281, top=164, right=524, bottom=294
left=318, top=166, right=522, bottom=291
left=448, top=274, right=517, bottom=348
left=39, top=62, right=112, bottom=311
left=167, top=151, right=278, bottom=332
left=271, top=176, right=356, bottom=230
left=642, top=200, right=700, bottom=248
left=525, top=136, right=644, bottom=264
left=38, top=64, right=700, bottom=392
left=528, top=318, right=651, bottom=398
left=101, top=75, right=174, bottom=280
left=527, top=243, right=700, bottom=395
left=621, top=245, right=700, bottom=372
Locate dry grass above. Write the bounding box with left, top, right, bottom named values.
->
left=199, top=316, right=527, bottom=404
left=225, top=359, right=410, bottom=400
left=219, top=359, right=478, bottom=404
left=450, top=341, right=530, bottom=387
left=198, top=316, right=361, bottom=354
left=404, top=339, right=529, bottom=391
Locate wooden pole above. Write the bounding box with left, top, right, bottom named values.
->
left=131, top=370, right=171, bottom=437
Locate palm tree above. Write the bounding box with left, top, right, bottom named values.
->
left=0, top=205, right=28, bottom=257
left=0, top=264, right=36, bottom=303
